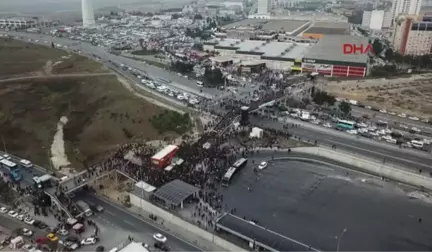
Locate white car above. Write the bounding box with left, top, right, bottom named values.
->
left=24, top=217, right=35, bottom=225
left=177, top=95, right=185, bottom=100
left=398, top=113, right=406, bottom=118
left=399, top=124, right=409, bottom=129
left=388, top=111, right=396, bottom=115
left=22, top=228, right=33, bottom=237
left=137, top=75, right=142, bottom=79
left=323, top=122, right=332, bottom=128
left=81, top=237, right=98, bottom=245
left=22, top=244, right=36, bottom=252
left=57, top=229, right=69, bottom=236
left=409, top=116, right=419, bottom=121
left=153, top=233, right=167, bottom=243
left=0, top=207, right=8, bottom=213
left=8, top=210, right=18, bottom=218
left=379, top=109, right=387, bottom=113
left=16, top=214, right=25, bottom=221
left=346, top=130, right=358, bottom=135
left=258, top=161, right=268, bottom=170
left=3, top=154, right=11, bottom=160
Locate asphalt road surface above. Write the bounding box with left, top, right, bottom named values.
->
left=222, top=155, right=432, bottom=251
left=73, top=192, right=203, bottom=252
left=351, top=106, right=432, bottom=135
left=250, top=116, right=432, bottom=171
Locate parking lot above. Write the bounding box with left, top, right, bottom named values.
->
left=221, top=159, right=432, bottom=251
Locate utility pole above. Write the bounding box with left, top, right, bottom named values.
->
left=336, top=228, right=348, bottom=252
left=1, top=136, right=7, bottom=153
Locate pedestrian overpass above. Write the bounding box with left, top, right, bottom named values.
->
left=61, top=168, right=138, bottom=195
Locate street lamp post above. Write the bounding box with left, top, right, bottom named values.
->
left=336, top=228, right=347, bottom=252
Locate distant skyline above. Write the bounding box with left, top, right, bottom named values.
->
left=0, top=0, right=145, bottom=14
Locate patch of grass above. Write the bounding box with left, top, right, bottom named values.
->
left=0, top=38, right=66, bottom=76
left=52, top=54, right=107, bottom=74
left=149, top=110, right=192, bottom=134
left=0, top=75, right=175, bottom=170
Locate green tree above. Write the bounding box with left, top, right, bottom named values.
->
left=339, top=101, right=352, bottom=116
left=372, top=40, right=383, bottom=56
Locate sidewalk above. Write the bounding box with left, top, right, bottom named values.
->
left=99, top=189, right=227, bottom=252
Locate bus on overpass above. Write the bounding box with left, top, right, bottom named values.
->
left=0, top=159, right=21, bottom=182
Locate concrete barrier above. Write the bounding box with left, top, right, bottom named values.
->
left=292, top=147, right=432, bottom=190
left=129, top=194, right=247, bottom=252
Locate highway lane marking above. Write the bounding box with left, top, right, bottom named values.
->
left=326, top=139, right=432, bottom=169
left=105, top=210, right=115, bottom=216
left=123, top=220, right=135, bottom=226
left=93, top=196, right=204, bottom=251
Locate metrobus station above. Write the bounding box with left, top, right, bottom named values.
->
left=215, top=213, right=319, bottom=252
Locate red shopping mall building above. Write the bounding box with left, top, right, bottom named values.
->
left=301, top=35, right=370, bottom=77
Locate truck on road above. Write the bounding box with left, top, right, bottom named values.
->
left=76, top=200, right=93, bottom=217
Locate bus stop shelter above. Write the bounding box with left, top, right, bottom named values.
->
left=152, top=179, right=199, bottom=209
left=215, top=213, right=320, bottom=252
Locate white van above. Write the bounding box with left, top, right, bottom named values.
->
left=411, top=140, right=424, bottom=149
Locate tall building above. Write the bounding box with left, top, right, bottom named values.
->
left=257, top=0, right=271, bottom=14
left=81, top=0, right=95, bottom=28
left=362, top=10, right=393, bottom=30
left=391, top=0, right=422, bottom=21
left=392, top=15, right=432, bottom=55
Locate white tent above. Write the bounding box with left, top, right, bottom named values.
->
left=249, top=127, right=263, bottom=138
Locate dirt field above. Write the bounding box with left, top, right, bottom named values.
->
left=0, top=37, right=105, bottom=78
left=325, top=74, right=432, bottom=118
left=0, top=38, right=178, bottom=170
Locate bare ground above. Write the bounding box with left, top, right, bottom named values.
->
left=325, top=74, right=432, bottom=118
left=0, top=38, right=179, bottom=170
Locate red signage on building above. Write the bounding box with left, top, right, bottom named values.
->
left=343, top=43, right=375, bottom=55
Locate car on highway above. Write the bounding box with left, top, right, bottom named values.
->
left=21, top=228, right=33, bottom=237
left=258, top=161, right=268, bottom=170
left=22, top=244, right=36, bottom=252
left=153, top=233, right=167, bottom=243
left=47, top=233, right=59, bottom=242
left=81, top=237, right=98, bottom=245
left=154, top=242, right=170, bottom=251
left=0, top=207, right=8, bottom=213
left=409, top=116, right=419, bottom=121
left=398, top=113, right=406, bottom=118
left=8, top=210, right=18, bottom=218
left=24, top=217, right=35, bottom=225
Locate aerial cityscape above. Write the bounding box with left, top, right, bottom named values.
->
left=1, top=0, right=432, bottom=251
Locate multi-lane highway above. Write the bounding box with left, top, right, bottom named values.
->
left=251, top=116, right=432, bottom=171
left=351, top=106, right=432, bottom=135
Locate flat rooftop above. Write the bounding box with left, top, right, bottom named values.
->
left=216, top=213, right=318, bottom=251
left=210, top=38, right=311, bottom=61
left=303, top=35, right=369, bottom=64
left=304, top=22, right=350, bottom=35
left=119, top=241, right=150, bottom=252
left=222, top=19, right=309, bottom=33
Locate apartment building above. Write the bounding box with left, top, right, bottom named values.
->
left=392, top=15, right=432, bottom=55
left=391, top=0, right=422, bottom=21
left=362, top=10, right=393, bottom=30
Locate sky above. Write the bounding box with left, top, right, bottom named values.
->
left=0, top=0, right=153, bottom=14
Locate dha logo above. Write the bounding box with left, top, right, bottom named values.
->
left=342, top=43, right=375, bottom=55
